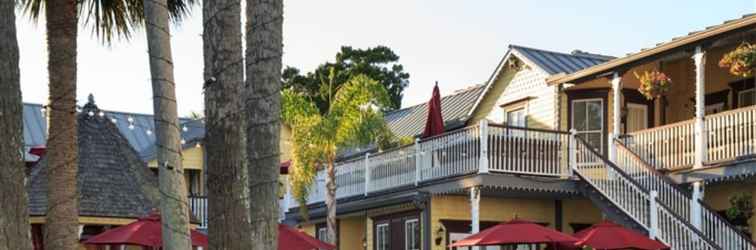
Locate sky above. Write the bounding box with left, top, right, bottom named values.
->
left=16, top=0, right=756, bottom=116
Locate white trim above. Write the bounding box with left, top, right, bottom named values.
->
left=466, top=47, right=553, bottom=118
left=376, top=223, right=390, bottom=250
left=404, top=219, right=420, bottom=250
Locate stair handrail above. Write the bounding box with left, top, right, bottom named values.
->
left=616, top=139, right=755, bottom=249
left=574, top=136, right=721, bottom=250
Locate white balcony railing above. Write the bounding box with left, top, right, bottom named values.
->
left=625, top=106, right=756, bottom=170
left=286, top=121, right=572, bottom=210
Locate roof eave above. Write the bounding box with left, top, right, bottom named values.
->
left=547, top=15, right=756, bottom=86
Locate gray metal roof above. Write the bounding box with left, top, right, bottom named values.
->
left=27, top=100, right=160, bottom=219
left=22, top=101, right=202, bottom=161
left=384, top=84, right=486, bottom=138
left=510, top=45, right=613, bottom=75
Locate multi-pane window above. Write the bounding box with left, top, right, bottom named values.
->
left=739, top=89, right=755, bottom=107
left=405, top=219, right=420, bottom=250
left=572, top=99, right=603, bottom=152
left=506, top=108, right=526, bottom=127
left=376, top=223, right=390, bottom=250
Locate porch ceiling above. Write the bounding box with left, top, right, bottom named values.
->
left=668, top=157, right=756, bottom=184
left=419, top=173, right=579, bottom=198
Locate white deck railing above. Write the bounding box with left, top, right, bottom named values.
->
left=189, top=196, right=208, bottom=230
left=573, top=136, right=720, bottom=250
left=615, top=141, right=753, bottom=250
left=626, top=106, right=756, bottom=170
left=287, top=121, right=572, bottom=209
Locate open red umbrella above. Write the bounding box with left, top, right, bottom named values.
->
left=279, top=224, right=336, bottom=250
left=449, top=219, right=579, bottom=248
left=84, top=212, right=208, bottom=248
left=422, top=82, right=444, bottom=138
left=573, top=220, right=669, bottom=250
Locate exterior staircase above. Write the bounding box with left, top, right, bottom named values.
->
left=571, top=131, right=754, bottom=249
left=571, top=135, right=726, bottom=250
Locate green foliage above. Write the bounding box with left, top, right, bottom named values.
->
left=719, top=42, right=756, bottom=78
left=283, top=73, right=392, bottom=219
left=726, top=193, right=753, bottom=225
left=282, top=46, right=410, bottom=112
left=20, top=0, right=195, bottom=43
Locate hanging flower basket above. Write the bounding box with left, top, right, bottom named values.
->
left=719, top=43, right=756, bottom=78
left=634, top=70, right=671, bottom=100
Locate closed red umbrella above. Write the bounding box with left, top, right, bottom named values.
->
left=449, top=219, right=579, bottom=247
left=84, top=212, right=208, bottom=248
left=573, top=220, right=669, bottom=250
left=279, top=224, right=336, bottom=250
left=422, top=82, right=444, bottom=138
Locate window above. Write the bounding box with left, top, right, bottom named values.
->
left=317, top=227, right=328, bottom=243
left=739, top=89, right=755, bottom=108
left=506, top=108, right=527, bottom=127
left=405, top=219, right=420, bottom=250
left=572, top=99, right=603, bottom=152
left=376, top=223, right=390, bottom=250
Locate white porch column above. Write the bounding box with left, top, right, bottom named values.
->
left=649, top=191, right=659, bottom=239
left=415, top=138, right=421, bottom=186
left=364, top=152, right=370, bottom=196
left=609, top=73, right=622, bottom=163
left=478, top=119, right=489, bottom=174
left=691, top=46, right=707, bottom=229
left=470, top=186, right=481, bottom=233
left=693, top=46, right=708, bottom=169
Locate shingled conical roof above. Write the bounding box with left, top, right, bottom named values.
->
left=28, top=95, right=160, bottom=219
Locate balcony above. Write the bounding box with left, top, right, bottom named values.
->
left=285, top=122, right=573, bottom=210
left=623, top=105, right=756, bottom=170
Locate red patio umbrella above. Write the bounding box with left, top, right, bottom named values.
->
left=422, top=82, right=444, bottom=138
left=572, top=220, right=669, bottom=250
left=83, top=212, right=208, bottom=249
left=279, top=224, right=336, bottom=250
left=449, top=219, right=579, bottom=248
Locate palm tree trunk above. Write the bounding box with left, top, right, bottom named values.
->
left=0, top=0, right=33, bottom=248
left=203, top=0, right=252, bottom=246
left=325, top=160, right=337, bottom=244
left=245, top=0, right=283, bottom=248
left=143, top=0, right=192, bottom=248
left=44, top=0, right=80, bottom=248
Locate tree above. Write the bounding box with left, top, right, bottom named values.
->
left=283, top=46, right=410, bottom=112
left=142, top=0, right=193, bottom=247
left=283, top=72, right=392, bottom=244
left=245, top=0, right=283, bottom=248
left=0, top=0, right=33, bottom=248
left=202, top=0, right=252, bottom=246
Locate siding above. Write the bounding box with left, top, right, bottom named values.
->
left=482, top=66, right=557, bottom=130
left=340, top=216, right=367, bottom=250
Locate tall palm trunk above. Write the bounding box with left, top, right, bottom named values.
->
left=0, top=0, right=33, bottom=248
left=44, top=0, right=80, bottom=248
left=245, top=0, right=283, bottom=248
left=143, top=0, right=192, bottom=248
left=203, top=0, right=252, bottom=246
left=325, top=159, right=337, bottom=244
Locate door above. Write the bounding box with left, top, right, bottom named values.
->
left=571, top=99, right=604, bottom=152
left=625, top=103, right=648, bottom=133
left=374, top=213, right=420, bottom=250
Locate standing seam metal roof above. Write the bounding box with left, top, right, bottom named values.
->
left=509, top=45, right=614, bottom=75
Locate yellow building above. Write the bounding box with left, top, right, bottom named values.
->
left=285, top=15, right=756, bottom=250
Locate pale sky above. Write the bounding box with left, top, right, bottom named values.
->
left=16, top=0, right=756, bottom=116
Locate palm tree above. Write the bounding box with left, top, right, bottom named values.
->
left=19, top=0, right=193, bottom=247
left=245, top=0, right=283, bottom=248
left=283, top=72, right=392, bottom=244
left=0, top=0, right=33, bottom=248
left=142, top=0, right=194, bottom=247
left=202, top=0, right=252, bottom=246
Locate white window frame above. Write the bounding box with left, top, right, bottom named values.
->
left=571, top=98, right=604, bottom=152
left=505, top=108, right=527, bottom=128
left=317, top=227, right=328, bottom=243
left=738, top=88, right=755, bottom=108
left=376, top=223, right=390, bottom=250
left=404, top=219, right=420, bottom=250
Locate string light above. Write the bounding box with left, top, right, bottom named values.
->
left=87, top=111, right=94, bottom=117
left=181, top=139, right=186, bottom=145
left=98, top=111, right=105, bottom=117
left=182, top=126, right=188, bottom=132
